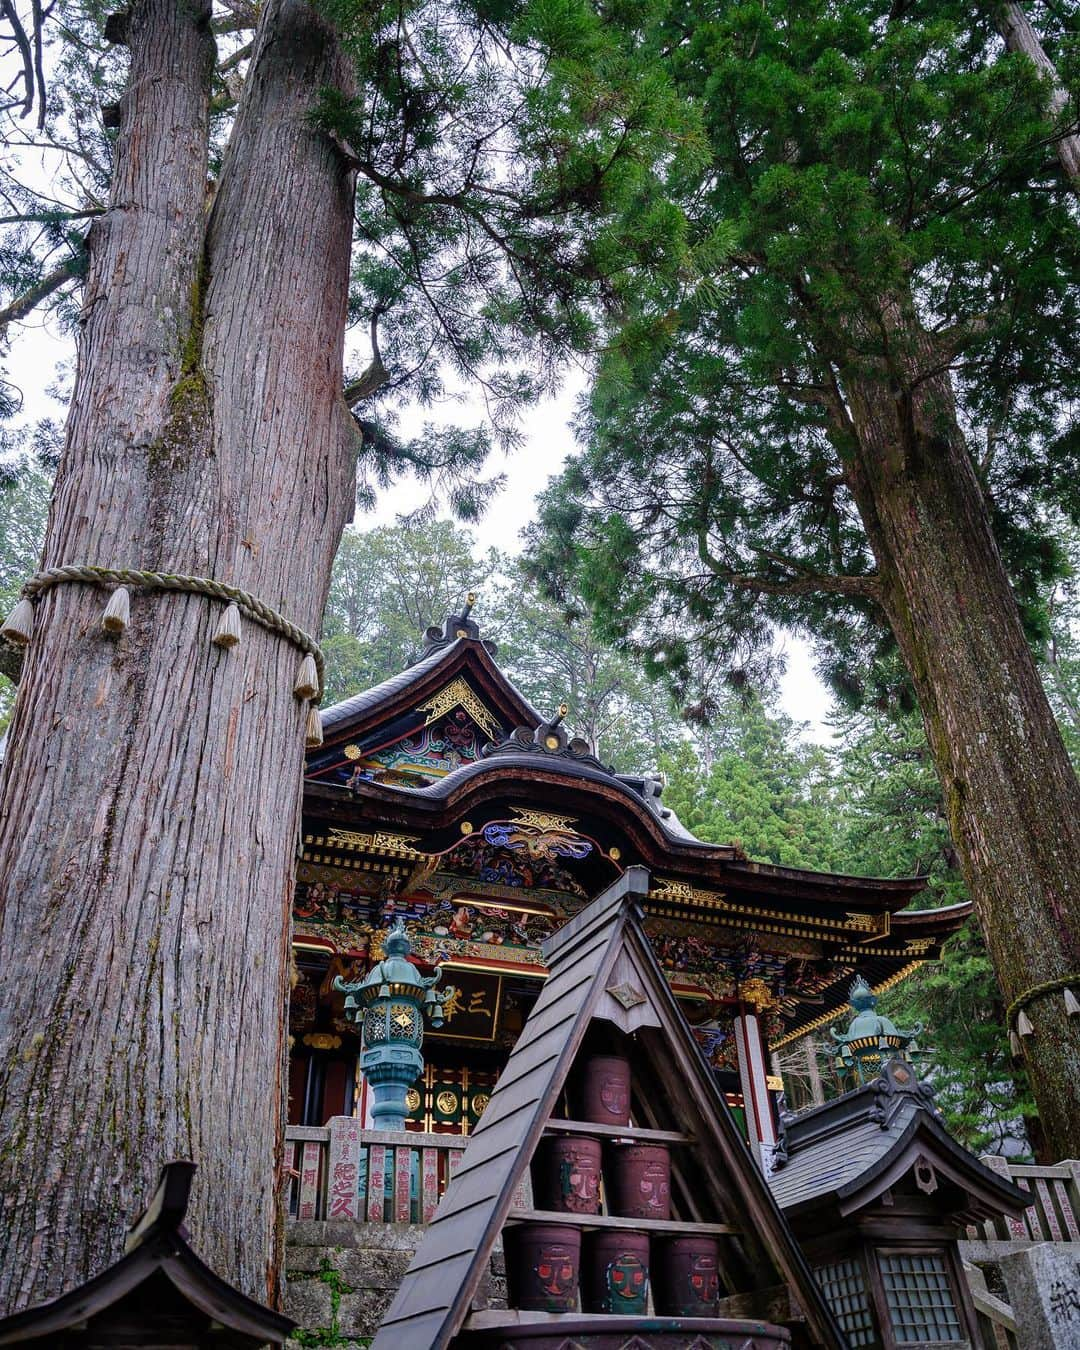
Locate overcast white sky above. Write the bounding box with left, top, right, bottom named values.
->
left=6, top=311, right=833, bottom=737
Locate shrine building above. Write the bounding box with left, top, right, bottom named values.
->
left=289, top=601, right=969, bottom=1162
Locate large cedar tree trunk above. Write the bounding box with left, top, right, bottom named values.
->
left=0, top=0, right=357, bottom=1309
left=839, top=302, right=1080, bottom=1158
left=994, top=2, right=1080, bottom=194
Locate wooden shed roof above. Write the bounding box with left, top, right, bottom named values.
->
left=769, top=1059, right=1028, bottom=1227
left=372, top=867, right=847, bottom=1350
left=0, top=1162, right=293, bottom=1348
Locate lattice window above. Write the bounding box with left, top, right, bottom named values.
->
left=879, top=1251, right=963, bottom=1344
left=815, top=1258, right=878, bottom=1347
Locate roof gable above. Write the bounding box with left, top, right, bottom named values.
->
left=309, top=637, right=542, bottom=787
left=372, top=867, right=846, bottom=1350
left=0, top=1163, right=293, bottom=1348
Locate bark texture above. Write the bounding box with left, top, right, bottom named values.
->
left=995, top=2, right=1080, bottom=195
left=838, top=301, right=1080, bottom=1158
left=0, top=0, right=357, bottom=1310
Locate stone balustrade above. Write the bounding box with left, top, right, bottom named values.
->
left=285, top=1118, right=468, bottom=1224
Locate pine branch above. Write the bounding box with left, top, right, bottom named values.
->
left=344, top=308, right=390, bottom=406
left=0, top=254, right=80, bottom=333
left=993, top=1, right=1080, bottom=197
left=696, top=528, right=881, bottom=601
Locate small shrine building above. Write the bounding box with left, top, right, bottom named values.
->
left=290, top=603, right=969, bottom=1160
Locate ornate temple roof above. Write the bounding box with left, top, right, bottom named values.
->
left=301, top=609, right=973, bottom=1040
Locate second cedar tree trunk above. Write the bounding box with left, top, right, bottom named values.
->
left=839, top=298, right=1080, bottom=1157
left=0, top=0, right=357, bottom=1310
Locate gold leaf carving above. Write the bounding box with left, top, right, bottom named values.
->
left=416, top=677, right=500, bottom=740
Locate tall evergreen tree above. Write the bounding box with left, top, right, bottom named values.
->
left=660, top=697, right=842, bottom=870
left=530, top=0, right=1080, bottom=1155
left=830, top=699, right=1037, bottom=1155
left=488, top=560, right=685, bottom=772
left=0, top=0, right=680, bottom=1309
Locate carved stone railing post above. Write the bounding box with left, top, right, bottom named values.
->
left=326, top=1115, right=362, bottom=1221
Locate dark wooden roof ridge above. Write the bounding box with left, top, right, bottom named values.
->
left=319, top=636, right=542, bottom=737
left=835, top=1111, right=1028, bottom=1220
left=0, top=1162, right=294, bottom=1346
left=770, top=1070, right=1027, bottom=1223
left=890, top=900, right=974, bottom=930
left=776, top=1108, right=1028, bottom=1224
left=371, top=867, right=847, bottom=1350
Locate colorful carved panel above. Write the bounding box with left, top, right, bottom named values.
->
left=444, top=832, right=589, bottom=897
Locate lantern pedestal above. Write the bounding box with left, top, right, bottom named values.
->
left=363, top=1042, right=425, bottom=1131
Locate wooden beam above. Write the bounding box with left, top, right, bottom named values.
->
left=505, top=1208, right=739, bottom=1236
left=541, top=1120, right=691, bottom=1144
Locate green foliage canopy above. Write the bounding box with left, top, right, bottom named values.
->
left=528, top=0, right=1080, bottom=707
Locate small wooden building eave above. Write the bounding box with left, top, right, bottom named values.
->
left=769, top=1070, right=1028, bottom=1232
left=831, top=1113, right=1029, bottom=1224
left=0, top=1163, right=294, bottom=1349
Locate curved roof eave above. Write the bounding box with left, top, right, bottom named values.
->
left=316, top=748, right=734, bottom=858
left=307, top=752, right=930, bottom=906
left=891, top=900, right=974, bottom=929
left=834, top=1112, right=1028, bottom=1218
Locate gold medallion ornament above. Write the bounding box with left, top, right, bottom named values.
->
left=302, top=1032, right=342, bottom=1051
left=471, top=1093, right=490, bottom=1116
left=436, top=1089, right=460, bottom=1115
left=405, top=1088, right=422, bottom=1113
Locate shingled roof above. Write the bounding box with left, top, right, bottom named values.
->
left=372, top=867, right=847, bottom=1350
left=768, top=1059, right=1028, bottom=1227
left=0, top=1162, right=293, bottom=1348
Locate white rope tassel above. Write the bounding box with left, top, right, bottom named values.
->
left=213, top=602, right=242, bottom=649
left=305, top=705, right=323, bottom=748
left=1064, top=988, right=1080, bottom=1018
left=1016, top=1009, right=1034, bottom=1037
left=1, top=597, right=35, bottom=645
left=294, top=652, right=320, bottom=700
left=1009, top=1029, right=1022, bottom=1057
left=102, top=586, right=131, bottom=634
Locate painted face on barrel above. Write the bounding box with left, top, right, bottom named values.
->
left=563, top=1151, right=600, bottom=1206
left=607, top=1253, right=648, bottom=1310
left=689, top=1251, right=719, bottom=1303
left=534, top=1245, right=576, bottom=1298
left=600, top=1074, right=628, bottom=1118
left=638, top=1160, right=670, bottom=1209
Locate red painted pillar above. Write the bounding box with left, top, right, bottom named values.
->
left=734, top=1009, right=778, bottom=1168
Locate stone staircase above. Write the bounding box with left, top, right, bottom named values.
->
left=284, top=1219, right=507, bottom=1348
